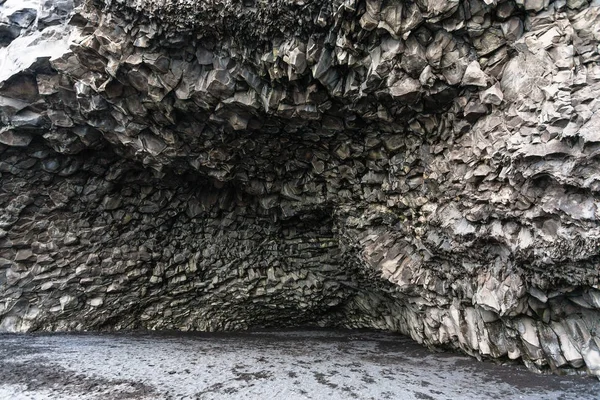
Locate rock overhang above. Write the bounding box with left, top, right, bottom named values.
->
left=1, top=0, right=600, bottom=378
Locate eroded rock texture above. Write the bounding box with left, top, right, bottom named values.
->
left=1, top=0, right=600, bottom=376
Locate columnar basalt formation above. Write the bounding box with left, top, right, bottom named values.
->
left=1, top=0, right=600, bottom=376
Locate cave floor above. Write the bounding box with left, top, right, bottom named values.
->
left=0, top=330, right=598, bottom=400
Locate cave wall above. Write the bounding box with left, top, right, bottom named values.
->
left=1, top=0, right=600, bottom=376
left=0, top=142, right=367, bottom=332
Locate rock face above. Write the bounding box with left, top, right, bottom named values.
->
left=1, top=0, right=600, bottom=377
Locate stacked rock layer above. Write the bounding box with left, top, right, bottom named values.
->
left=1, top=0, right=600, bottom=376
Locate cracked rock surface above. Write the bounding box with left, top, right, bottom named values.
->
left=1, top=0, right=600, bottom=377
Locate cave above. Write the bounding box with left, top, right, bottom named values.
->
left=1, top=0, right=600, bottom=379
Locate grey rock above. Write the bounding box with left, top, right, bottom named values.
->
left=0, top=0, right=599, bottom=380
left=8, top=8, right=36, bottom=28
left=0, top=128, right=32, bottom=146
left=390, top=76, right=421, bottom=102
left=524, top=0, right=549, bottom=12
left=480, top=83, right=504, bottom=105
left=462, top=61, right=489, bottom=87
left=206, top=69, right=235, bottom=98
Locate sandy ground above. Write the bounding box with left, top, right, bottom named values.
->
left=0, top=330, right=598, bottom=400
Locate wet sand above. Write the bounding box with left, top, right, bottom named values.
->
left=0, top=329, right=598, bottom=399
